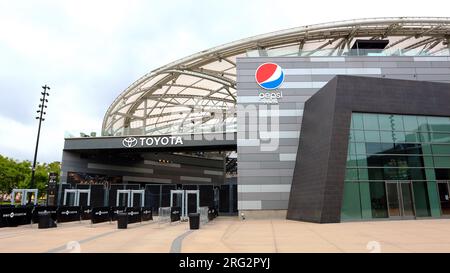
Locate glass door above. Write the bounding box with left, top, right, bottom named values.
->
left=386, top=182, right=401, bottom=218
left=437, top=181, right=450, bottom=216
left=400, top=182, right=415, bottom=217
left=385, top=181, right=416, bottom=219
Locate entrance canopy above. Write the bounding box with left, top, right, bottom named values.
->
left=64, top=132, right=236, bottom=152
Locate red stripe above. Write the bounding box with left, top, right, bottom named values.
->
left=256, top=63, right=277, bottom=83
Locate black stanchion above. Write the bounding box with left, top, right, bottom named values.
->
left=188, top=213, right=200, bottom=230
left=208, top=207, right=216, bottom=221
left=141, top=207, right=153, bottom=221
left=110, top=206, right=126, bottom=221
left=56, top=206, right=81, bottom=223
left=91, top=207, right=111, bottom=224
left=38, top=212, right=57, bottom=229
left=126, top=207, right=141, bottom=224
left=117, top=212, right=128, bottom=229
left=170, top=206, right=181, bottom=222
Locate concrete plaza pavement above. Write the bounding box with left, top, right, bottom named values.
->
left=1, top=217, right=450, bottom=253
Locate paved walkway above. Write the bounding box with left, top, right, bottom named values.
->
left=1, top=217, right=450, bottom=252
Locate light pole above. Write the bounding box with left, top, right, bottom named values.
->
left=30, top=85, right=50, bottom=198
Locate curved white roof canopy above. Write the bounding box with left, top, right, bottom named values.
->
left=103, top=17, right=450, bottom=136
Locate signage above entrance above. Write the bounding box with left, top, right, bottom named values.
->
left=122, top=136, right=184, bottom=148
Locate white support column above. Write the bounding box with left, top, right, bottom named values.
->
left=170, top=190, right=185, bottom=218
left=130, top=190, right=145, bottom=207
left=77, top=189, right=91, bottom=206
left=64, top=189, right=78, bottom=206
left=185, top=190, right=200, bottom=215
left=116, top=190, right=131, bottom=207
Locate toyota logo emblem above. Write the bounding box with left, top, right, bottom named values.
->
left=122, top=137, right=138, bottom=148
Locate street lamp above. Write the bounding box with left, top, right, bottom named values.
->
left=30, top=85, right=50, bottom=197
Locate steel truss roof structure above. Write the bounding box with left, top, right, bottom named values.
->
left=103, top=17, right=450, bottom=137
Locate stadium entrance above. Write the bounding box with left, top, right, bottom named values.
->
left=59, top=132, right=237, bottom=215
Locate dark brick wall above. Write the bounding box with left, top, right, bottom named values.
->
left=286, top=77, right=338, bottom=223
left=287, top=75, right=450, bottom=223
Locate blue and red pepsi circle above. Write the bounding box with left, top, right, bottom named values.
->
left=255, top=63, right=284, bottom=90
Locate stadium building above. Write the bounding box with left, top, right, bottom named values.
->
left=60, top=17, right=450, bottom=223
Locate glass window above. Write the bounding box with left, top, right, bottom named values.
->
left=346, top=155, right=357, bottom=168
left=348, top=130, right=355, bottom=142
left=356, top=154, right=368, bottom=167
left=432, top=144, right=450, bottom=155
left=351, top=113, right=364, bottom=130
left=378, top=114, right=392, bottom=131
left=348, top=142, right=356, bottom=155
left=427, top=116, right=450, bottom=127
left=391, top=115, right=405, bottom=131
left=369, top=182, right=388, bottom=218
left=367, top=155, right=424, bottom=168
left=380, top=131, right=395, bottom=143
left=430, top=133, right=450, bottom=144
left=353, top=130, right=365, bottom=142
left=427, top=116, right=450, bottom=133
left=413, top=182, right=431, bottom=217
left=405, top=132, right=420, bottom=143
left=366, top=143, right=384, bottom=154
left=346, top=113, right=450, bottom=220
left=368, top=168, right=384, bottom=180
left=403, top=115, right=419, bottom=131
left=423, top=156, right=434, bottom=168
left=420, top=132, right=431, bottom=143
left=358, top=168, right=369, bottom=180
left=435, top=169, right=450, bottom=180
left=381, top=143, right=396, bottom=153
left=421, top=144, right=432, bottom=155
left=345, top=168, right=358, bottom=180
left=434, top=156, right=450, bottom=168
left=410, top=168, right=426, bottom=180
left=425, top=168, right=436, bottom=181
left=417, top=116, right=429, bottom=132
left=365, top=131, right=380, bottom=142
left=392, top=131, right=406, bottom=143
left=363, top=114, right=379, bottom=130
left=341, top=182, right=362, bottom=220
left=355, top=142, right=366, bottom=155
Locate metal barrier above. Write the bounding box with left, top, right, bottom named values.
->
left=56, top=206, right=81, bottom=223
left=0, top=207, right=33, bottom=227
left=32, top=206, right=57, bottom=223
left=157, top=207, right=171, bottom=226
left=199, top=207, right=209, bottom=226
left=91, top=207, right=110, bottom=224
left=141, top=207, right=153, bottom=221
left=110, top=206, right=126, bottom=221
left=126, top=207, right=142, bottom=224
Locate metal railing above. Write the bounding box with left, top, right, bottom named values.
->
left=247, top=48, right=450, bottom=58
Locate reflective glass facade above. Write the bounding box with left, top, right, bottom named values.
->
left=341, top=113, right=450, bottom=221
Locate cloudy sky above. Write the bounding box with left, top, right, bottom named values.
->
left=0, top=0, right=448, bottom=163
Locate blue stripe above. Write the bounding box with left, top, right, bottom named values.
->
left=260, top=72, right=284, bottom=89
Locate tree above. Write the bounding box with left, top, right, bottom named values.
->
left=0, top=154, right=61, bottom=199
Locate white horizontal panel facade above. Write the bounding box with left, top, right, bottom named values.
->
left=237, top=56, right=450, bottom=211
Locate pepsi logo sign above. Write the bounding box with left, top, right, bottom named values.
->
left=255, top=63, right=284, bottom=90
